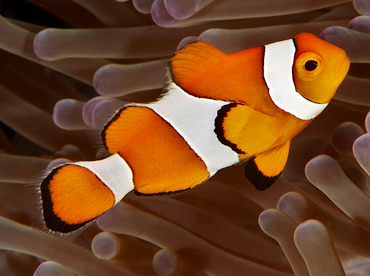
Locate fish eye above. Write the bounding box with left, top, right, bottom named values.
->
left=304, top=60, right=318, bottom=71
left=295, top=51, right=323, bottom=79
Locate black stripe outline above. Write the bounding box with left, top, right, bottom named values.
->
left=244, top=157, right=281, bottom=191
left=101, top=106, right=127, bottom=151
left=214, top=103, right=246, bottom=155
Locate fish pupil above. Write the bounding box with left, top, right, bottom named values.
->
left=304, top=60, right=318, bottom=71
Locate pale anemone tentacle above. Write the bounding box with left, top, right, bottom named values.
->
left=91, top=231, right=121, bottom=260
left=258, top=112, right=370, bottom=275
left=152, top=0, right=351, bottom=27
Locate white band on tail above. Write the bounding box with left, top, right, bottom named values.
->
left=74, top=154, right=134, bottom=205
left=263, top=39, right=327, bottom=120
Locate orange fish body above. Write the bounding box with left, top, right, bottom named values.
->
left=35, top=33, right=350, bottom=236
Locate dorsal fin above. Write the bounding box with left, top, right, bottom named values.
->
left=168, top=41, right=266, bottom=105
left=169, top=41, right=226, bottom=82
left=168, top=41, right=227, bottom=100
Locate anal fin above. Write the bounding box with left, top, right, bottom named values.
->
left=244, top=141, right=290, bottom=191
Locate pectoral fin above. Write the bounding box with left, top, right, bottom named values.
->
left=215, top=103, right=279, bottom=156
left=245, top=141, right=290, bottom=191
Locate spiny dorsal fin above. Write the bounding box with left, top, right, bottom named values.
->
left=168, top=41, right=227, bottom=99
left=169, top=41, right=226, bottom=81
left=168, top=41, right=266, bottom=105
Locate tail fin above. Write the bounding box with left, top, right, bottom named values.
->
left=32, top=154, right=134, bottom=237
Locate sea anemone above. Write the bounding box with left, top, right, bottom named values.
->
left=0, top=0, right=369, bottom=275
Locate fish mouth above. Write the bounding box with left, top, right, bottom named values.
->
left=337, top=53, right=350, bottom=81
left=319, top=52, right=350, bottom=104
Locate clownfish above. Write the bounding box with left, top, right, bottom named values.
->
left=33, top=33, right=350, bottom=237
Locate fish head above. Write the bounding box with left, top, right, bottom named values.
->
left=293, top=32, right=350, bottom=104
